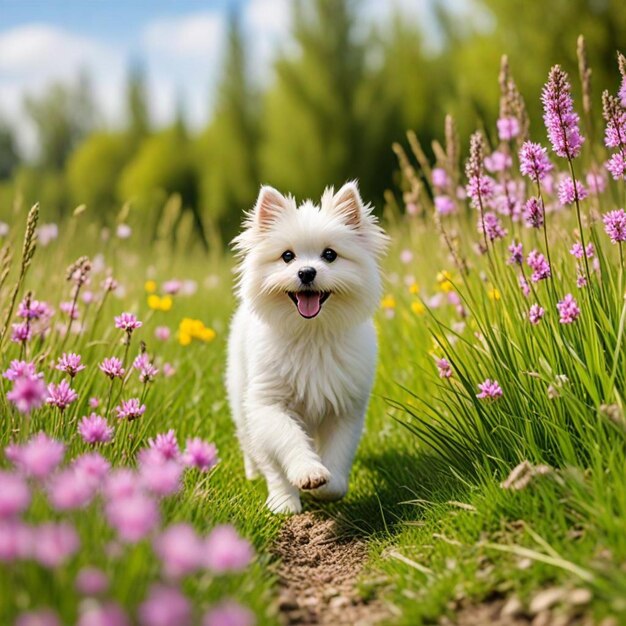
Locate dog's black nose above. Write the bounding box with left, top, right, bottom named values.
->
left=298, top=267, right=316, bottom=285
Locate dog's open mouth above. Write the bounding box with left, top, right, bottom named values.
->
left=287, top=291, right=330, bottom=319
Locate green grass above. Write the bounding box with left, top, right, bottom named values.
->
left=2, top=180, right=626, bottom=624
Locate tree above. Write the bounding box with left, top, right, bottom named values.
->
left=126, top=62, right=151, bottom=144
left=197, top=11, right=261, bottom=243
left=67, top=132, right=132, bottom=221
left=118, top=125, right=209, bottom=250
left=23, top=71, right=96, bottom=170
left=0, top=118, right=20, bottom=180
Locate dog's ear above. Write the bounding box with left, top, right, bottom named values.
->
left=254, top=186, right=289, bottom=230
left=332, top=181, right=363, bottom=226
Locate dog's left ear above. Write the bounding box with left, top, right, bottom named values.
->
left=332, top=181, right=363, bottom=226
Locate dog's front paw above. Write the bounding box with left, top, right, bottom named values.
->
left=266, top=492, right=302, bottom=515
left=288, top=462, right=331, bottom=491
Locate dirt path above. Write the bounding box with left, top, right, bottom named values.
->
left=273, top=512, right=390, bottom=625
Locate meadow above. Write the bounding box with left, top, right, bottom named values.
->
left=1, top=43, right=626, bottom=626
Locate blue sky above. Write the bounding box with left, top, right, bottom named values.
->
left=0, top=0, right=477, bottom=154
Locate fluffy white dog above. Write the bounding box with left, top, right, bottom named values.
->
left=226, top=181, right=387, bottom=514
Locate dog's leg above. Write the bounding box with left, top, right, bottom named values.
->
left=263, top=464, right=301, bottom=514
left=243, top=452, right=260, bottom=480
left=312, top=411, right=365, bottom=501
left=247, top=403, right=330, bottom=493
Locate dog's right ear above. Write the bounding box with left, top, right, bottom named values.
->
left=254, top=186, right=289, bottom=230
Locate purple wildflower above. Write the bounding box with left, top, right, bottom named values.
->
left=528, top=304, right=545, bottom=325
left=606, top=153, right=626, bottom=180
left=586, top=170, right=606, bottom=194
left=484, top=150, right=512, bottom=172
left=11, top=322, right=31, bottom=344
left=603, top=209, right=626, bottom=243
left=577, top=272, right=587, bottom=288
left=518, top=275, right=530, bottom=297
left=570, top=242, right=594, bottom=259
left=15, top=610, right=60, bottom=626
left=60, top=301, right=79, bottom=320
left=434, top=195, right=456, bottom=215
left=527, top=249, right=551, bottom=283
left=435, top=358, right=452, bottom=379
left=557, top=294, right=580, bottom=324
left=46, top=380, right=78, bottom=411
left=432, top=167, right=448, bottom=189
left=204, top=525, right=253, bottom=573
left=182, top=438, right=218, bottom=472
left=465, top=132, right=495, bottom=208
left=75, top=566, right=109, bottom=596
left=497, top=116, right=520, bottom=141
left=7, top=376, right=47, bottom=414
left=507, top=241, right=524, bottom=265
left=115, top=312, right=142, bottom=333
left=133, top=353, right=159, bottom=383
left=148, top=430, right=180, bottom=461
left=523, top=197, right=544, bottom=228
left=78, top=414, right=114, bottom=444
left=115, top=399, right=146, bottom=421
left=99, top=357, right=125, bottom=379
left=56, top=353, right=86, bottom=378
left=478, top=212, right=507, bottom=241
left=0, top=471, right=31, bottom=518
left=103, top=276, right=118, bottom=292
left=558, top=177, right=588, bottom=205
left=203, top=602, right=255, bottom=626
left=476, top=379, right=503, bottom=401
left=138, top=585, right=192, bottom=626
left=8, top=433, right=65, bottom=480
left=519, top=142, right=553, bottom=181
left=3, top=360, right=40, bottom=382
left=17, top=298, right=50, bottom=320
left=105, top=493, right=160, bottom=543
left=155, top=326, right=170, bottom=342
left=153, top=523, right=203, bottom=579
left=542, top=65, right=585, bottom=159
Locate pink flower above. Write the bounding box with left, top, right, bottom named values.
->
left=75, top=567, right=109, bottom=595
left=47, top=469, right=95, bottom=511
left=99, top=357, right=125, bottom=379
left=476, top=379, right=503, bottom=401
left=73, top=452, right=111, bottom=482
left=484, top=150, right=511, bottom=172
left=154, top=523, right=203, bottom=579
left=134, top=353, right=159, bottom=383
left=56, top=352, right=86, bottom=377
left=162, top=363, right=176, bottom=377
left=497, top=116, right=520, bottom=141
left=148, top=430, right=180, bottom=461
left=0, top=471, right=30, bottom=518
left=606, top=152, right=626, bottom=180
left=17, top=297, right=51, bottom=320
left=89, top=396, right=100, bottom=408
left=183, top=438, right=218, bottom=472
left=204, top=525, right=253, bottom=573
left=138, top=585, right=192, bottom=626
left=7, top=375, right=47, bottom=414
left=32, top=522, right=80, bottom=568
left=15, top=609, right=61, bottom=626
left=528, top=304, right=545, bottom=325
left=46, top=379, right=78, bottom=411
left=434, top=195, right=455, bottom=215
left=3, top=360, right=40, bottom=381
left=518, top=275, right=530, bottom=297
left=103, top=276, right=118, bottom=292
left=104, top=469, right=140, bottom=501
left=77, top=603, right=129, bottom=626
left=203, top=602, right=255, bottom=626
left=162, top=280, right=182, bottom=295
left=431, top=167, right=448, bottom=188
left=11, top=322, right=31, bottom=343
left=115, top=312, right=142, bottom=333
left=0, top=520, right=32, bottom=562
left=60, top=300, right=79, bottom=319
left=435, top=358, right=452, bottom=379
left=115, top=398, right=146, bottom=421
left=507, top=241, right=523, bottom=265
left=557, top=294, right=580, bottom=324
left=399, top=249, right=413, bottom=264
left=78, top=414, right=114, bottom=444
left=8, top=433, right=64, bottom=479
left=139, top=449, right=183, bottom=497
left=155, top=326, right=171, bottom=341
left=527, top=249, right=551, bottom=283
left=519, top=141, right=553, bottom=182
left=558, top=177, right=588, bottom=205
left=105, top=493, right=160, bottom=543
left=603, top=209, right=626, bottom=244
left=478, top=212, right=507, bottom=241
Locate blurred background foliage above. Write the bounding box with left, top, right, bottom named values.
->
left=0, top=0, right=623, bottom=250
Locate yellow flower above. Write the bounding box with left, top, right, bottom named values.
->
left=381, top=295, right=396, bottom=309
left=437, top=271, right=454, bottom=293
left=488, top=287, right=501, bottom=301
left=411, top=300, right=425, bottom=315
left=408, top=282, right=420, bottom=295
left=144, top=280, right=157, bottom=294
left=177, top=317, right=216, bottom=345
left=148, top=295, right=173, bottom=311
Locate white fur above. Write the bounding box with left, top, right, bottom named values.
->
left=226, top=181, right=388, bottom=514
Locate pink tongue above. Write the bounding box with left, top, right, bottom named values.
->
left=296, top=292, right=322, bottom=318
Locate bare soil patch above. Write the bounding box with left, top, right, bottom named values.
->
left=273, top=512, right=389, bottom=625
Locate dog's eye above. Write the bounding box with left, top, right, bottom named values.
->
left=321, top=248, right=337, bottom=263
left=281, top=250, right=295, bottom=263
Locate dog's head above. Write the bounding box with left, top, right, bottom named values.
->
left=233, top=181, right=388, bottom=329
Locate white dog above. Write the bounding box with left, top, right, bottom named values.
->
left=226, top=181, right=387, bottom=514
